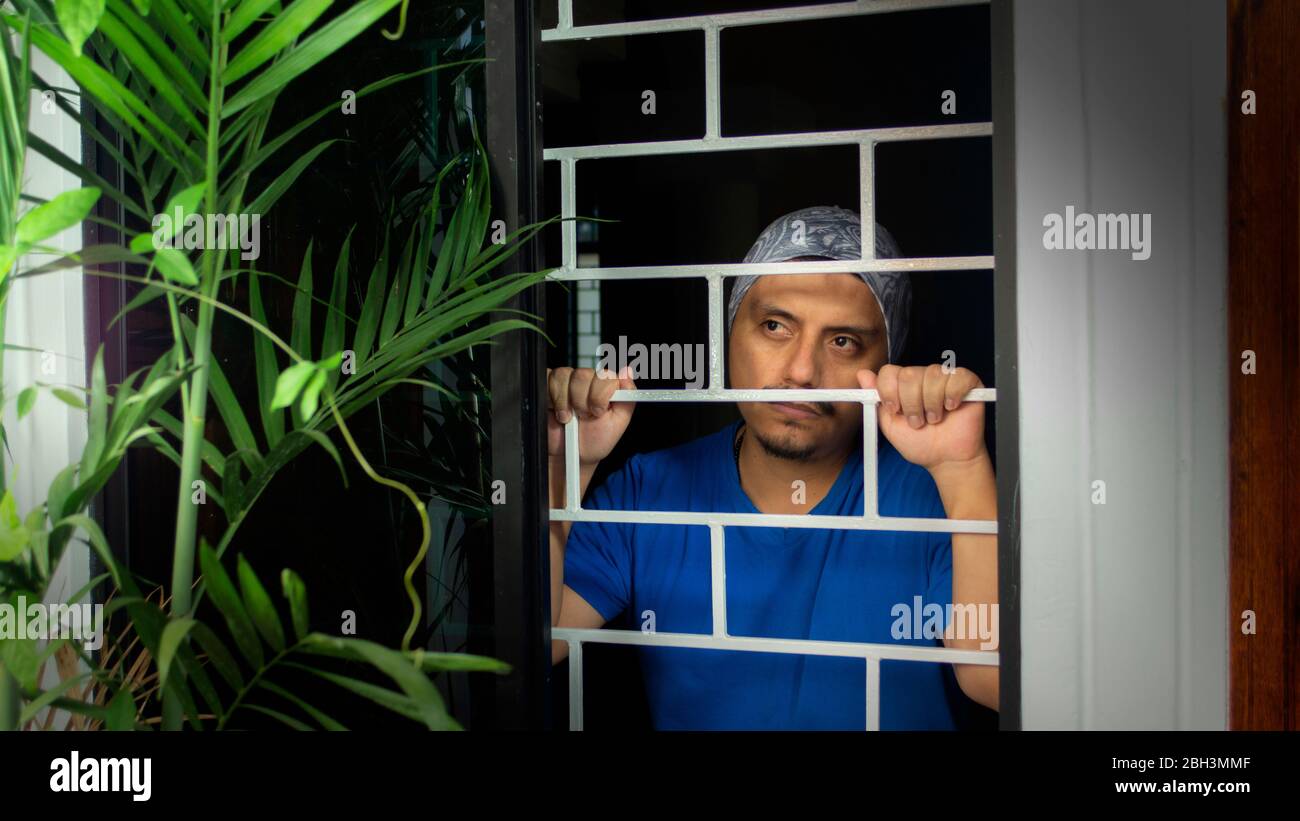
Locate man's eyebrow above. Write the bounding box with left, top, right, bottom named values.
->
left=755, top=303, right=880, bottom=337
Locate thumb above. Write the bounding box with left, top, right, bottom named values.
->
left=617, top=364, right=636, bottom=391
left=856, top=367, right=878, bottom=392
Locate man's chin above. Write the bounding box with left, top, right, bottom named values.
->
left=751, top=423, right=820, bottom=462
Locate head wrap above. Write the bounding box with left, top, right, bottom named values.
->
left=726, top=205, right=911, bottom=363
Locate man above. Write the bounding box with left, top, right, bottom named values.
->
left=547, top=205, right=998, bottom=730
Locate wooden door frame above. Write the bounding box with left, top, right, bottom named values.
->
left=1227, top=0, right=1299, bottom=731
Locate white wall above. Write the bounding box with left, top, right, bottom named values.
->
left=1014, top=0, right=1228, bottom=729
left=3, top=48, right=90, bottom=725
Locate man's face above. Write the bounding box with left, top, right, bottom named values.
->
left=728, top=270, right=889, bottom=462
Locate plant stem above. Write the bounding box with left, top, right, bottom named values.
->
left=0, top=665, right=19, bottom=731
left=163, top=4, right=226, bottom=731
left=328, top=397, right=430, bottom=652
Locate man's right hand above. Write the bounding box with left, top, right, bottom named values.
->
left=546, top=366, right=637, bottom=468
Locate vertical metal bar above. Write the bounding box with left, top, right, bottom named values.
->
left=859, top=140, right=876, bottom=264
left=560, top=158, right=577, bottom=270
left=865, top=657, right=881, bottom=731
left=710, top=524, right=728, bottom=636
left=558, top=0, right=573, bottom=32
left=862, top=399, right=878, bottom=520
left=484, top=0, right=550, bottom=731
left=565, top=415, right=580, bottom=510
left=568, top=640, right=584, bottom=731
left=704, top=25, right=721, bottom=140
left=707, top=274, right=724, bottom=389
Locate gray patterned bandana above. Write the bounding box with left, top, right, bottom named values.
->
left=727, top=205, right=911, bottom=363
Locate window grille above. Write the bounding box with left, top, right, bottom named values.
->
left=543, top=0, right=999, bottom=731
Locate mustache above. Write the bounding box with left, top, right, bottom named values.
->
left=764, top=386, right=836, bottom=416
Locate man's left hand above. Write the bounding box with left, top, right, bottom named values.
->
left=856, top=365, right=988, bottom=472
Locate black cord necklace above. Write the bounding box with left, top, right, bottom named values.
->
left=733, top=422, right=745, bottom=471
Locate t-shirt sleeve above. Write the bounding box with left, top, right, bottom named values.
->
left=562, top=454, right=642, bottom=622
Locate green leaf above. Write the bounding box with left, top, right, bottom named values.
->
left=270, top=360, right=315, bottom=411
left=19, top=672, right=94, bottom=724
left=410, top=651, right=512, bottom=675
left=290, top=240, right=314, bottom=360
left=16, top=386, right=36, bottom=420
left=179, top=316, right=260, bottom=458
left=96, top=10, right=203, bottom=138
left=248, top=272, right=285, bottom=448
left=245, top=138, right=339, bottom=215
left=148, top=0, right=207, bottom=66
left=280, top=569, right=309, bottom=642
left=322, top=228, right=353, bottom=391
left=297, top=369, right=326, bottom=421
left=352, top=236, right=389, bottom=365
left=0, top=603, right=38, bottom=691
left=15, top=186, right=100, bottom=244
left=283, top=661, right=427, bottom=726
left=301, top=634, right=453, bottom=729
left=49, top=388, right=85, bottom=411
left=198, top=541, right=264, bottom=669
left=47, top=464, right=77, bottom=521
left=257, top=679, right=344, bottom=730
left=222, top=0, right=405, bottom=117
left=223, top=0, right=334, bottom=84
left=0, top=524, right=30, bottom=560
left=0, top=243, right=20, bottom=278
left=225, top=0, right=282, bottom=43
left=54, top=0, right=105, bottom=56
left=1, top=489, right=21, bottom=528
left=236, top=555, right=286, bottom=653
left=189, top=620, right=243, bottom=692
left=153, top=247, right=198, bottom=285
left=104, top=686, right=137, bottom=730
left=79, top=345, right=107, bottom=477
left=157, top=617, right=198, bottom=690
left=131, top=181, right=205, bottom=253
left=243, top=702, right=312, bottom=729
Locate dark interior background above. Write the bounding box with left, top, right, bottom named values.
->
left=538, top=0, right=997, bottom=730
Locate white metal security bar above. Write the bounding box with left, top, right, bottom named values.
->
left=542, top=0, right=997, bottom=731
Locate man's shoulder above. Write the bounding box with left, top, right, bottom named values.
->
left=634, top=421, right=734, bottom=473
left=593, top=423, right=733, bottom=507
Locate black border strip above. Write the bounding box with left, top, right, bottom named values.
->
left=481, top=0, right=552, bottom=730
left=991, top=0, right=1021, bottom=730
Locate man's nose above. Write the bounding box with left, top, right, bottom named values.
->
left=783, top=333, right=822, bottom=387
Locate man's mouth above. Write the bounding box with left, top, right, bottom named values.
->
left=771, top=401, right=821, bottom=419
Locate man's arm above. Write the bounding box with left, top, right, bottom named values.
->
left=549, top=456, right=606, bottom=665
left=856, top=364, right=1000, bottom=711
left=544, top=365, right=637, bottom=665
left=929, top=449, right=999, bottom=711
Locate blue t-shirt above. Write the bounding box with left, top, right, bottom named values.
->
left=563, top=419, right=963, bottom=730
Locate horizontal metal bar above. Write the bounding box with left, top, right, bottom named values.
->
left=542, top=0, right=989, bottom=41
left=543, top=123, right=990, bottom=161
left=552, top=627, right=1000, bottom=665
left=550, top=508, right=997, bottom=533
left=588, top=387, right=996, bottom=403
left=546, top=256, right=995, bottom=281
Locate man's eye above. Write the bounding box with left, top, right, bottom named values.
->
left=764, top=320, right=783, bottom=332
left=832, top=336, right=858, bottom=350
